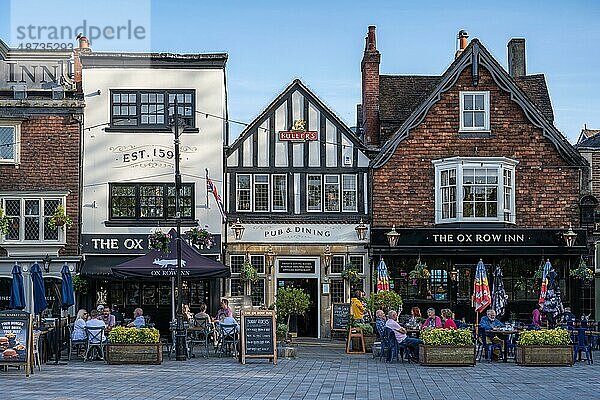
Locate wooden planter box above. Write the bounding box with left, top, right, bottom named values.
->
left=106, top=343, right=163, bottom=365
left=363, top=335, right=376, bottom=353
left=419, top=345, right=476, bottom=366
left=516, top=345, right=573, bottom=366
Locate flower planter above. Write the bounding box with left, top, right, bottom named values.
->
left=418, top=345, right=476, bottom=366
left=106, top=343, right=163, bottom=365
left=516, top=345, right=573, bottom=366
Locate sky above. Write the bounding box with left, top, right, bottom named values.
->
left=1, top=0, right=599, bottom=143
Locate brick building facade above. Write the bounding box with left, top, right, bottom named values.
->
left=361, top=28, right=591, bottom=320
left=0, top=40, right=83, bottom=315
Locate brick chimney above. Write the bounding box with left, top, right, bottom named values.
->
left=455, top=30, right=469, bottom=59
left=361, top=26, right=381, bottom=147
left=508, top=38, right=526, bottom=77
left=73, top=34, right=91, bottom=92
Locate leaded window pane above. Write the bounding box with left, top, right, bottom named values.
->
left=254, top=175, right=269, bottom=212
left=43, top=199, right=60, bottom=241
left=0, top=127, right=16, bottom=160
left=307, top=175, right=322, bottom=211
left=331, top=256, right=345, bottom=274
left=5, top=199, right=20, bottom=240
left=342, top=175, right=357, bottom=212
left=324, top=175, right=340, bottom=212
left=251, top=279, right=265, bottom=307
left=230, top=255, right=245, bottom=274
left=272, top=175, right=287, bottom=211
left=237, top=175, right=251, bottom=211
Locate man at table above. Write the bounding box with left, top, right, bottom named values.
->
left=385, top=310, right=423, bottom=361
left=99, top=307, right=116, bottom=331
left=127, top=308, right=145, bottom=329
left=479, top=309, right=504, bottom=360
left=85, top=310, right=106, bottom=341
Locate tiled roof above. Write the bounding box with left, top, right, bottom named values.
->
left=576, top=131, right=600, bottom=148
left=378, top=73, right=554, bottom=131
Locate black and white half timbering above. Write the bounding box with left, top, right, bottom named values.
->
left=226, top=80, right=370, bottom=338
left=79, top=44, right=228, bottom=332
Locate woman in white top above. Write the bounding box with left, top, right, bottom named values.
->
left=72, top=309, right=88, bottom=341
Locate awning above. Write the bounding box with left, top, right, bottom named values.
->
left=81, top=255, right=136, bottom=276
left=111, top=229, right=230, bottom=279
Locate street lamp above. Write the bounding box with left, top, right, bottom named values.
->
left=562, top=225, right=577, bottom=247
left=169, top=97, right=187, bottom=361
left=322, top=245, right=332, bottom=275
left=231, top=218, right=245, bottom=240
left=355, top=219, right=368, bottom=241
left=386, top=225, right=400, bottom=247
left=265, top=245, right=276, bottom=275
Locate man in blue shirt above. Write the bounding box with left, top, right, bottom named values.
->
left=127, top=308, right=146, bottom=329
left=479, top=309, right=504, bottom=360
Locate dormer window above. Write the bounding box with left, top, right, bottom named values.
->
left=460, top=91, right=490, bottom=132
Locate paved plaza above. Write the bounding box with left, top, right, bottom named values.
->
left=2, top=341, right=599, bottom=400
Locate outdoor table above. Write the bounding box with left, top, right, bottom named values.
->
left=489, top=329, right=518, bottom=362
left=406, top=329, right=421, bottom=338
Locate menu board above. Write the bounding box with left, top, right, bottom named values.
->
left=0, top=310, right=33, bottom=376
left=240, top=309, right=277, bottom=365
left=331, top=303, right=351, bottom=332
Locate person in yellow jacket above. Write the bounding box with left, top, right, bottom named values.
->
left=350, top=290, right=366, bottom=322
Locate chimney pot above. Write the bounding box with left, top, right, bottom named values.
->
left=366, top=26, right=377, bottom=51
left=458, top=30, right=469, bottom=51
left=508, top=38, right=526, bottom=77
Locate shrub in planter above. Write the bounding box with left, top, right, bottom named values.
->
left=275, top=287, right=310, bottom=331
left=48, top=205, right=73, bottom=230
left=276, top=323, right=289, bottom=341
left=419, top=328, right=475, bottom=366
left=107, top=327, right=162, bottom=365
left=366, top=291, right=403, bottom=314
left=355, top=323, right=375, bottom=352
left=516, top=328, right=572, bottom=366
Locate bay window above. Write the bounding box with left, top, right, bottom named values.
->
left=433, top=157, right=517, bottom=224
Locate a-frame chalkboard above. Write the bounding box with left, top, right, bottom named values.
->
left=240, top=309, right=277, bottom=365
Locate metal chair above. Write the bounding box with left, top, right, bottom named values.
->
left=32, top=331, right=42, bottom=371
left=573, top=328, right=593, bottom=365
left=67, top=324, right=87, bottom=361
left=476, top=327, right=501, bottom=362
left=215, top=323, right=239, bottom=358
left=189, top=317, right=210, bottom=358
left=83, top=326, right=107, bottom=362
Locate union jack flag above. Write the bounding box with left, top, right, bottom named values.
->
left=206, top=169, right=226, bottom=222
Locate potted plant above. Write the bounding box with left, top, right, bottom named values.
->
left=48, top=205, right=73, bottom=230
left=366, top=290, right=403, bottom=314
left=409, top=258, right=430, bottom=297
left=569, top=258, right=594, bottom=286
left=355, top=322, right=375, bottom=352
left=148, top=230, right=170, bottom=254
left=239, top=257, right=259, bottom=295
left=516, top=328, right=573, bottom=366
left=341, top=264, right=361, bottom=283
left=0, top=207, right=9, bottom=238
left=419, top=328, right=475, bottom=366
left=107, top=326, right=162, bottom=365
left=275, top=287, right=310, bottom=335
left=185, top=226, right=214, bottom=249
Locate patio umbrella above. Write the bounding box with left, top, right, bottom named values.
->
left=539, top=260, right=564, bottom=326
left=376, top=259, right=390, bottom=292
left=9, top=263, right=25, bottom=310
left=473, top=259, right=491, bottom=314
left=60, top=263, right=75, bottom=310
left=491, top=266, right=507, bottom=318
left=30, top=263, right=48, bottom=315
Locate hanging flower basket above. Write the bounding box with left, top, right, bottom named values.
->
left=185, top=226, right=214, bottom=249
left=570, top=258, right=594, bottom=283
left=72, top=275, right=89, bottom=294
left=48, top=205, right=73, bottom=230
left=0, top=208, right=9, bottom=236
left=341, top=264, right=361, bottom=283
left=409, top=259, right=430, bottom=280
left=240, top=258, right=259, bottom=283
left=148, top=230, right=170, bottom=254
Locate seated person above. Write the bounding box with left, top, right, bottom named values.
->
left=85, top=310, right=107, bottom=342
left=441, top=309, right=457, bottom=329
left=194, top=303, right=211, bottom=320
left=480, top=309, right=505, bottom=330
left=100, top=307, right=116, bottom=331
left=216, top=299, right=233, bottom=321
left=72, top=309, right=88, bottom=341
left=559, top=307, right=576, bottom=326
left=407, top=307, right=422, bottom=328
left=127, top=308, right=145, bottom=329
left=183, top=304, right=194, bottom=323
left=385, top=310, right=423, bottom=360
left=374, top=309, right=386, bottom=339
left=350, top=291, right=366, bottom=323
left=220, top=315, right=239, bottom=333
left=531, top=304, right=543, bottom=328
left=421, top=308, right=443, bottom=329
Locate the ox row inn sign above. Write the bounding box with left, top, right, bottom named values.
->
left=0, top=55, right=72, bottom=90
left=81, top=234, right=221, bottom=255
left=371, top=228, right=586, bottom=249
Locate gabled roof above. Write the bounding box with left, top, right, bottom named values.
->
left=227, top=79, right=364, bottom=154
left=576, top=128, right=600, bottom=147
left=378, top=73, right=554, bottom=134
left=373, top=39, right=587, bottom=168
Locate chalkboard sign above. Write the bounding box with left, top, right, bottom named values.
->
left=240, top=309, right=277, bottom=365
left=0, top=310, right=33, bottom=376
left=331, top=303, right=351, bottom=332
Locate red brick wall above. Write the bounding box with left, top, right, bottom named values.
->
left=591, top=152, right=600, bottom=198
left=372, top=66, right=581, bottom=228
left=0, top=114, right=81, bottom=255
left=361, top=52, right=380, bottom=146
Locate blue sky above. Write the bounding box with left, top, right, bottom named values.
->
left=1, top=0, right=599, bottom=143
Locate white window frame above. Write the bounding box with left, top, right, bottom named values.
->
left=271, top=174, right=287, bottom=212
left=236, top=174, right=252, bottom=212
left=433, top=157, right=517, bottom=224
left=459, top=91, right=490, bottom=132
left=253, top=174, right=270, bottom=212
left=342, top=174, right=358, bottom=212
left=324, top=175, right=340, bottom=212
left=307, top=174, right=323, bottom=212
left=0, top=121, right=21, bottom=165
left=0, top=194, right=67, bottom=244
left=229, top=254, right=266, bottom=305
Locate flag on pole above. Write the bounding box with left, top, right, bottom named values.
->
left=376, top=259, right=390, bottom=292
left=206, top=169, right=226, bottom=222
left=538, top=260, right=551, bottom=305
left=473, top=259, right=491, bottom=313
left=491, top=266, right=507, bottom=318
